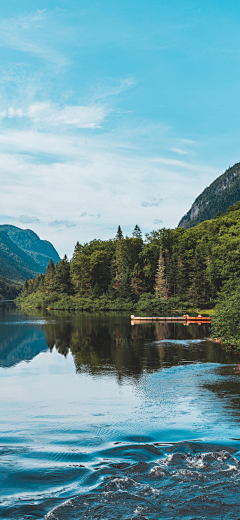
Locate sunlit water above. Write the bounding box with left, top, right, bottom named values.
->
left=1, top=304, right=240, bottom=519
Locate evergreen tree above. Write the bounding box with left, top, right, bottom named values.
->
left=188, top=245, right=206, bottom=306
left=115, top=239, right=126, bottom=282
left=45, top=258, right=55, bottom=293
left=22, top=279, right=29, bottom=295
left=116, top=225, right=123, bottom=240
left=118, top=267, right=134, bottom=299
left=53, top=255, right=72, bottom=295
left=155, top=248, right=169, bottom=298
left=73, top=241, right=80, bottom=256
left=132, top=224, right=142, bottom=238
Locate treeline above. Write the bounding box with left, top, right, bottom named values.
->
left=16, top=203, right=240, bottom=311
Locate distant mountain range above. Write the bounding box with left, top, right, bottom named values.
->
left=0, top=225, right=60, bottom=291
left=178, top=162, right=240, bottom=229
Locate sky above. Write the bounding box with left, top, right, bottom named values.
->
left=0, top=0, right=240, bottom=257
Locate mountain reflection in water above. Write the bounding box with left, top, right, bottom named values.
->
left=1, top=306, right=240, bottom=519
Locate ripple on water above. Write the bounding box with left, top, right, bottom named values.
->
left=40, top=442, right=240, bottom=520
left=1, top=310, right=240, bottom=519
left=3, top=442, right=239, bottom=519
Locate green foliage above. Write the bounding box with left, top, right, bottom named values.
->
left=155, top=248, right=169, bottom=298
left=116, top=225, right=123, bottom=240
left=45, top=258, right=55, bottom=293
left=16, top=204, right=240, bottom=320
left=0, top=276, right=21, bottom=300
left=53, top=255, right=72, bottom=295
left=132, top=224, right=142, bottom=238
left=211, top=284, right=240, bottom=350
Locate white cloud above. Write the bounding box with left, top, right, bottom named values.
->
left=141, top=197, right=163, bottom=207
left=171, top=147, right=189, bottom=155
left=0, top=83, right=220, bottom=258
left=48, top=219, right=76, bottom=229
left=26, top=102, right=107, bottom=128
left=0, top=136, right=220, bottom=258
left=153, top=219, right=163, bottom=225
left=79, top=212, right=101, bottom=219
left=19, top=215, right=40, bottom=224
left=0, top=102, right=107, bottom=129
left=151, top=157, right=200, bottom=169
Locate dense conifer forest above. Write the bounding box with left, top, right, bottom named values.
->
left=16, top=203, right=240, bottom=319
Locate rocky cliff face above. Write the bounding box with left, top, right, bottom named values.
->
left=178, top=162, right=240, bottom=229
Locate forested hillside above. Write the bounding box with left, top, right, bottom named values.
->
left=17, top=206, right=240, bottom=311
left=0, top=225, right=60, bottom=282
left=179, top=162, right=240, bottom=229
left=0, top=225, right=60, bottom=299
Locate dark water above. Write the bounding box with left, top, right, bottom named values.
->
left=1, top=304, right=240, bottom=519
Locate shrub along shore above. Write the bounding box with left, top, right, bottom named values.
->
left=16, top=206, right=240, bottom=350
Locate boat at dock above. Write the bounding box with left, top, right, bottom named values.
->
left=131, top=314, right=212, bottom=324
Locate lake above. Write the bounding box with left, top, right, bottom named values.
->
left=1, top=303, right=240, bottom=519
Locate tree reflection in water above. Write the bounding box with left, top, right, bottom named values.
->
left=20, top=309, right=237, bottom=381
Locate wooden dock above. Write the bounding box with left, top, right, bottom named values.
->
left=131, top=314, right=212, bottom=324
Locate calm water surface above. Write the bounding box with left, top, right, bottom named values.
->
left=1, top=304, right=240, bottom=519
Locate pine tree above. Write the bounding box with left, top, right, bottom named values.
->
left=132, top=224, right=142, bottom=238
left=155, top=248, right=169, bottom=298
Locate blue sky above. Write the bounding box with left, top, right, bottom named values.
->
left=0, top=0, right=240, bottom=256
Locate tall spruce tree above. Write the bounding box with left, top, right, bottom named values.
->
left=155, top=248, right=169, bottom=298
left=116, top=225, right=123, bottom=240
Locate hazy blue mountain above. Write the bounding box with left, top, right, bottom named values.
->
left=178, top=162, right=240, bottom=229
left=0, top=319, right=47, bottom=368
left=0, top=225, right=60, bottom=285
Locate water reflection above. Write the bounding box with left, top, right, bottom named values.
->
left=0, top=305, right=47, bottom=368
left=2, top=307, right=237, bottom=376
left=1, top=307, right=240, bottom=519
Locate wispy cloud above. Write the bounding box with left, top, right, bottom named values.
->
left=0, top=9, right=67, bottom=65
left=91, top=77, right=136, bottom=102
left=151, top=157, right=198, bottom=169
left=171, top=147, right=189, bottom=155
left=0, top=102, right=107, bottom=129
left=19, top=215, right=40, bottom=224
left=141, top=197, right=163, bottom=207
left=0, top=11, right=66, bottom=65
left=48, top=219, right=76, bottom=229
left=153, top=218, right=163, bottom=225
left=27, top=103, right=107, bottom=128
left=79, top=212, right=101, bottom=219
